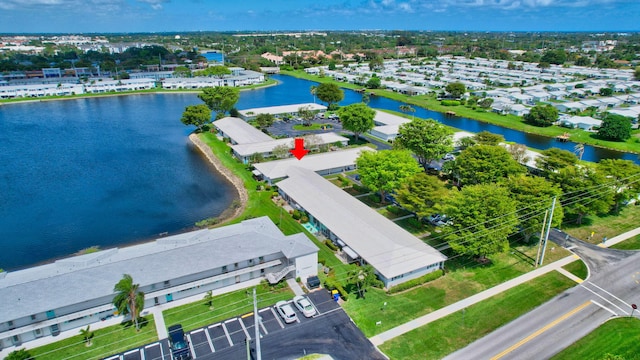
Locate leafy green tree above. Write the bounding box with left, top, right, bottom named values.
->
left=599, top=87, right=613, bottom=96
left=272, top=144, right=290, bottom=159
left=597, top=159, right=640, bottom=212
left=255, top=113, right=275, bottom=130
left=198, top=87, right=240, bottom=119
left=444, top=184, right=518, bottom=260
left=337, top=103, right=375, bottom=142
left=506, top=143, right=530, bottom=165
left=504, top=175, right=563, bottom=243
left=536, top=148, right=578, bottom=176
left=356, top=150, right=422, bottom=203
left=478, top=98, right=494, bottom=109
left=394, top=118, right=454, bottom=168
left=549, top=166, right=614, bottom=224
left=457, top=136, right=476, bottom=150
left=399, top=105, right=416, bottom=119
left=298, top=105, right=315, bottom=126
left=172, top=66, right=192, bottom=78
left=5, top=349, right=32, bottom=360
left=396, top=173, right=450, bottom=219
left=79, top=325, right=94, bottom=347
left=361, top=92, right=370, bottom=105
left=575, top=56, right=592, bottom=67
left=315, top=83, right=344, bottom=109
left=113, top=274, right=145, bottom=331
left=452, top=145, right=526, bottom=185
left=366, top=76, right=381, bottom=89
left=180, top=104, right=212, bottom=132
left=445, top=82, right=466, bottom=98
left=598, top=114, right=632, bottom=141
left=474, top=131, right=504, bottom=146
left=540, top=49, right=567, bottom=65
left=369, top=55, right=384, bottom=71
left=523, top=105, right=558, bottom=127
left=348, top=264, right=378, bottom=299
left=195, top=65, right=231, bottom=78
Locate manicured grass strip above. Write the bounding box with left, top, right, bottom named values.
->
left=610, top=234, right=640, bottom=250
left=29, top=317, right=157, bottom=360
left=292, top=123, right=334, bottom=130
left=163, top=282, right=293, bottom=333
left=563, top=206, right=640, bottom=245
left=562, top=259, right=589, bottom=280
left=551, top=317, right=640, bottom=360
left=379, top=271, right=576, bottom=360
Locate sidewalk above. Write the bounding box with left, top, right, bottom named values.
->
left=369, top=226, right=640, bottom=346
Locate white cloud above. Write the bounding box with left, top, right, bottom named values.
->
left=137, top=0, right=168, bottom=10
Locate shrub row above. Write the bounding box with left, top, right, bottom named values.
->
left=324, top=240, right=338, bottom=251
left=387, top=269, right=445, bottom=294
left=324, top=276, right=349, bottom=301
left=441, top=100, right=461, bottom=106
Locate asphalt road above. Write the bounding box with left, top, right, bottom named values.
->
left=445, top=230, right=640, bottom=360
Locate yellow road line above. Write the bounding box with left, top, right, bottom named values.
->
left=241, top=312, right=254, bottom=318
left=490, top=301, right=591, bottom=360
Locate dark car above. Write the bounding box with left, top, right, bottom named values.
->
left=168, top=324, right=192, bottom=360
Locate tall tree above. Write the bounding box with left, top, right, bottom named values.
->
left=523, top=105, right=558, bottom=127
left=445, top=82, right=466, bottom=98
left=347, top=264, right=378, bottom=299
left=474, top=131, right=504, bottom=146
left=315, top=83, right=343, bottom=109
left=394, top=118, right=454, bottom=168
left=504, top=175, right=563, bottom=243
left=180, top=104, right=211, bottom=132
left=337, top=103, right=376, bottom=142
left=597, top=159, right=640, bottom=212
left=255, top=113, right=275, bottom=130
left=198, top=86, right=240, bottom=119
left=356, top=150, right=422, bottom=203
left=399, top=105, right=416, bottom=119
left=598, top=113, right=632, bottom=141
left=506, top=143, right=531, bottom=165
left=444, top=184, right=519, bottom=260
left=297, top=105, right=315, bottom=126
left=195, top=65, right=231, bottom=78
left=79, top=325, right=94, bottom=347
left=536, top=148, right=578, bottom=176
left=113, top=274, right=145, bottom=331
left=549, top=166, right=614, bottom=224
left=452, top=145, right=526, bottom=186
left=310, top=85, right=317, bottom=103
left=369, top=55, right=384, bottom=71
left=396, top=173, right=450, bottom=219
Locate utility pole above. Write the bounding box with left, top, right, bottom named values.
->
left=535, top=210, right=548, bottom=268
left=253, top=287, right=262, bottom=360
left=538, top=197, right=557, bottom=267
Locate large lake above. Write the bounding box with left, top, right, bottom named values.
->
left=0, top=74, right=637, bottom=270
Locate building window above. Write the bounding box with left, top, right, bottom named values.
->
left=234, top=262, right=238, bottom=268
left=259, top=256, right=264, bottom=264
left=164, top=280, right=170, bottom=288
left=249, top=259, right=253, bottom=264
left=7, top=320, right=13, bottom=328
left=31, top=315, right=36, bottom=321
left=222, top=265, right=227, bottom=273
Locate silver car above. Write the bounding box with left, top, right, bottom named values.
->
left=275, top=300, right=298, bottom=324
left=293, top=295, right=317, bottom=318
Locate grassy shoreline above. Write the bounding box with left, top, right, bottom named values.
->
left=281, top=69, right=640, bottom=154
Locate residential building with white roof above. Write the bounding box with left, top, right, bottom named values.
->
left=238, top=103, right=326, bottom=121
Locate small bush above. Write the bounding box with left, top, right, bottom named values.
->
left=407, top=217, right=423, bottom=229
left=265, top=185, right=272, bottom=191
left=441, top=100, right=461, bottom=106
left=300, top=215, right=309, bottom=223
left=318, top=257, right=326, bottom=266
left=324, top=277, right=349, bottom=301
left=324, top=240, right=338, bottom=251
left=292, top=210, right=301, bottom=220
left=387, top=269, right=444, bottom=294
left=353, top=184, right=369, bottom=193
left=387, top=205, right=400, bottom=215
left=256, top=184, right=263, bottom=191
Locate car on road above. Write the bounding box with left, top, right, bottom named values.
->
left=168, top=324, right=191, bottom=360
left=442, top=153, right=456, bottom=161
left=275, top=300, right=298, bottom=324
left=293, top=295, right=317, bottom=318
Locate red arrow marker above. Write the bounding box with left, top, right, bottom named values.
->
left=289, top=138, right=309, bottom=160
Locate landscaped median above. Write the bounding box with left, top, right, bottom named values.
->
left=378, top=271, right=576, bottom=360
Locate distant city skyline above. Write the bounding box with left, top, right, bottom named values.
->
left=0, top=0, right=639, bottom=34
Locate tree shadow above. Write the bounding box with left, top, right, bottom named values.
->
left=120, top=316, right=150, bottom=331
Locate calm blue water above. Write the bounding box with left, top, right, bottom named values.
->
left=1, top=75, right=637, bottom=270
left=202, top=52, right=224, bottom=63
left=0, top=94, right=234, bottom=270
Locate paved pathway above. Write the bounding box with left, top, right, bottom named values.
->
left=287, top=278, right=306, bottom=296
left=369, top=226, right=640, bottom=347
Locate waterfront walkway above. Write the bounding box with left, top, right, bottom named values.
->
left=369, top=226, right=640, bottom=346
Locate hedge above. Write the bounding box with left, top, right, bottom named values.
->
left=324, top=277, right=349, bottom=301
left=441, top=100, right=461, bottom=106
left=324, top=240, right=338, bottom=251
left=387, top=269, right=444, bottom=294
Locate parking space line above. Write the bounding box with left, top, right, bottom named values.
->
left=222, top=322, right=233, bottom=346
left=258, top=309, right=270, bottom=335
left=591, top=299, right=618, bottom=316
left=203, top=326, right=215, bottom=353
left=140, top=348, right=146, bottom=360
left=239, top=316, right=251, bottom=340
left=271, top=307, right=285, bottom=329
left=124, top=349, right=139, bottom=356
left=186, top=333, right=197, bottom=359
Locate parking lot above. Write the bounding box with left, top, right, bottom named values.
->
left=105, top=290, right=342, bottom=360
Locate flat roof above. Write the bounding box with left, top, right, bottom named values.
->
left=253, top=147, right=374, bottom=180
left=373, top=110, right=411, bottom=126
left=239, top=103, right=326, bottom=117
left=213, top=117, right=273, bottom=144
left=0, top=217, right=317, bottom=323
left=277, top=167, right=446, bottom=280
left=231, top=132, right=348, bottom=157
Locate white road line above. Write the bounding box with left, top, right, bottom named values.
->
left=588, top=282, right=632, bottom=309
left=186, top=333, right=197, bottom=359
left=204, top=326, right=215, bottom=353
left=591, top=300, right=618, bottom=316
left=581, top=284, right=628, bottom=315
left=239, top=316, right=251, bottom=340
left=221, top=322, right=233, bottom=346
left=271, top=307, right=285, bottom=329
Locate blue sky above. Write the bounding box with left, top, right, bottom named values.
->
left=0, top=0, right=638, bottom=33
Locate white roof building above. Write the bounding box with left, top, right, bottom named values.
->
left=212, top=117, right=273, bottom=145
left=277, top=167, right=446, bottom=288
left=238, top=103, right=326, bottom=121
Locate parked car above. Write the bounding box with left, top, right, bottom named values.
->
left=293, top=295, right=317, bottom=318
left=275, top=301, right=298, bottom=324
left=168, top=324, right=192, bottom=360
left=442, top=153, right=456, bottom=161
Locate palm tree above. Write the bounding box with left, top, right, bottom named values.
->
left=399, top=105, right=416, bottom=120
left=113, top=274, right=145, bottom=331
left=310, top=85, right=317, bottom=104
left=361, top=93, right=370, bottom=105
left=574, top=144, right=585, bottom=160
left=204, top=290, right=214, bottom=310
left=79, top=325, right=94, bottom=347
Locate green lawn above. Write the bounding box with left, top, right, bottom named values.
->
left=28, top=317, right=157, bottom=360
left=281, top=70, right=640, bottom=154
left=162, top=281, right=293, bottom=333
left=610, top=235, right=640, bottom=250
left=562, top=205, right=640, bottom=245
left=562, top=260, right=589, bottom=280
left=551, top=317, right=640, bottom=360
left=379, top=271, right=576, bottom=360
left=292, top=123, right=334, bottom=130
